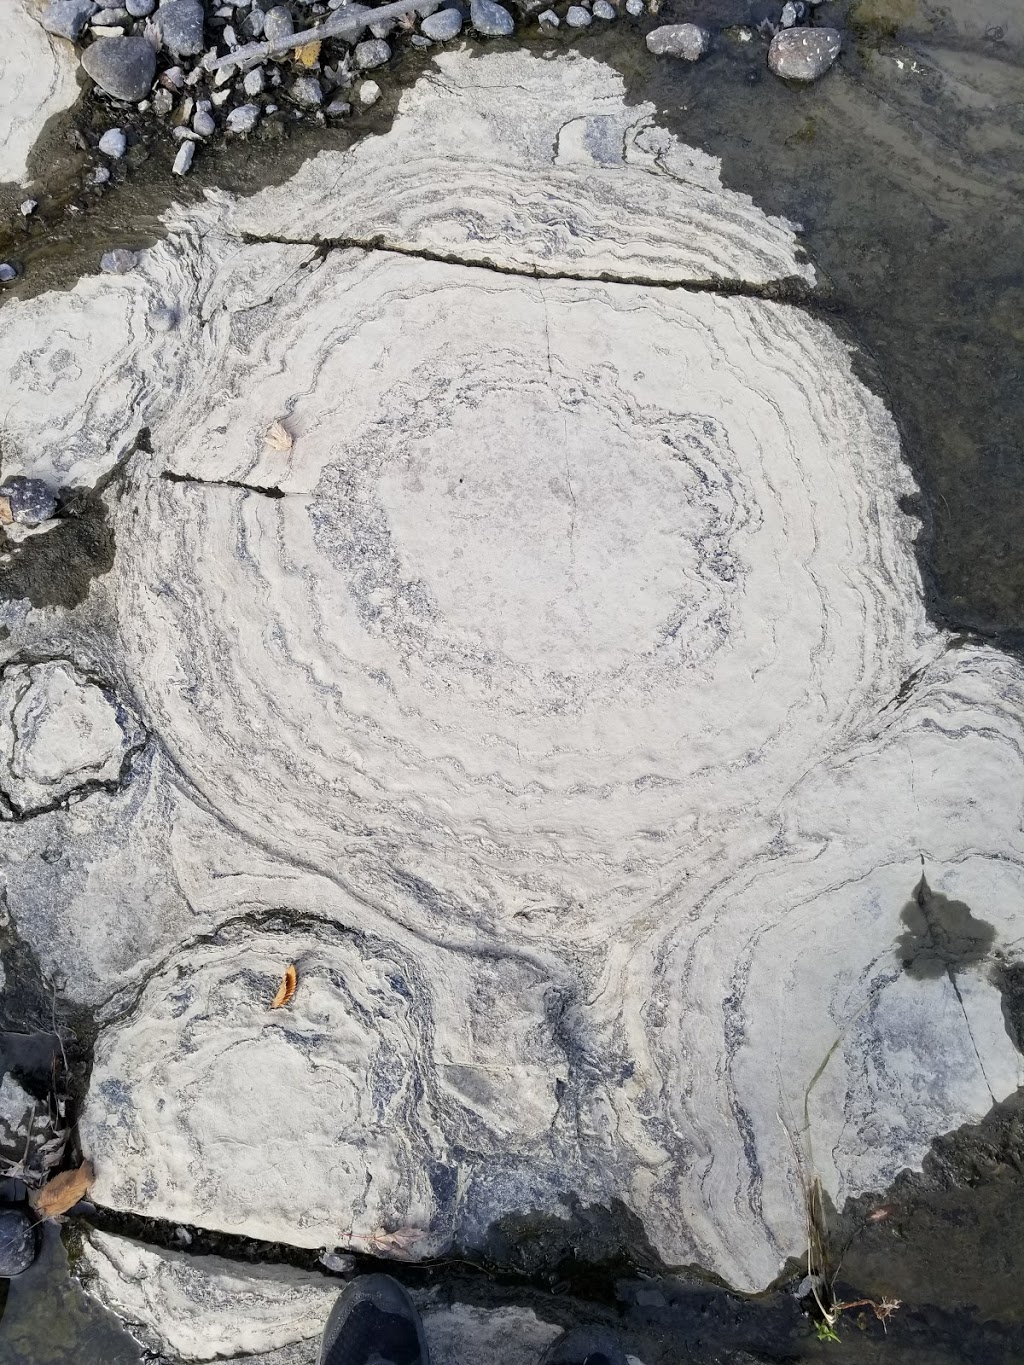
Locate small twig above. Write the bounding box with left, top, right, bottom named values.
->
left=50, top=980, right=69, bottom=1077
left=204, top=1, right=427, bottom=72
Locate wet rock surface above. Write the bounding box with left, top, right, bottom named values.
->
left=768, top=26, right=842, bottom=80
left=646, top=23, right=710, bottom=61
left=0, top=1209, right=36, bottom=1278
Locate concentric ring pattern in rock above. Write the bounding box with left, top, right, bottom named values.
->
left=117, top=246, right=923, bottom=947
left=84, top=919, right=571, bottom=1248
left=13, top=48, right=1020, bottom=1297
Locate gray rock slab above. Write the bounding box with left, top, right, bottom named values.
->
left=645, top=22, right=709, bottom=59
left=470, top=0, right=513, bottom=36
left=768, top=26, right=841, bottom=80
left=81, top=35, right=157, bottom=101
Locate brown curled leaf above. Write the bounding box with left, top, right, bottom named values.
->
left=30, top=1159, right=95, bottom=1219
left=0, top=496, right=12, bottom=526
left=271, top=963, right=298, bottom=1009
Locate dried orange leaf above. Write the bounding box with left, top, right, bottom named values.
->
left=265, top=419, right=293, bottom=452
left=0, top=496, right=12, bottom=526
left=271, top=963, right=298, bottom=1009
left=294, top=40, right=321, bottom=67
left=30, top=1159, right=95, bottom=1219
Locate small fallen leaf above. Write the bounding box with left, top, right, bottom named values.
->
left=271, top=963, right=298, bottom=1009
left=294, top=40, right=321, bottom=67
left=0, top=496, right=12, bottom=525
left=30, top=1159, right=95, bottom=1219
left=265, top=419, right=293, bottom=452
left=347, top=1226, right=426, bottom=1259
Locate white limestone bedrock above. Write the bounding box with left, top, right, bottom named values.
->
left=229, top=49, right=814, bottom=286
left=0, top=46, right=1015, bottom=1295
left=80, top=1231, right=566, bottom=1365
left=0, top=1, right=80, bottom=186
left=79, top=1232, right=340, bottom=1361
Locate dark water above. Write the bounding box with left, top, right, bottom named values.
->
left=1, top=0, right=1023, bottom=1359
left=594, top=0, right=1024, bottom=642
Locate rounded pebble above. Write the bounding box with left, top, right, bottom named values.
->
left=355, top=38, right=391, bottom=69
left=226, top=103, right=260, bottom=133
left=592, top=0, right=616, bottom=17
left=538, top=7, right=559, bottom=22
left=469, top=0, right=514, bottom=36
left=98, top=128, right=127, bottom=158
left=0, top=263, right=20, bottom=284
left=565, top=4, right=591, bottom=25
left=290, top=75, right=324, bottom=106
left=193, top=110, right=216, bottom=136
left=358, top=80, right=381, bottom=106
left=768, top=26, right=841, bottom=80
left=20, top=200, right=37, bottom=216
left=0, top=1209, right=36, bottom=1277
left=100, top=248, right=138, bottom=274
left=325, top=97, right=352, bottom=116
left=625, top=0, right=643, bottom=13
left=125, top=0, right=155, bottom=12
left=646, top=22, right=709, bottom=60
left=243, top=67, right=265, bottom=97
left=263, top=4, right=294, bottom=44
left=421, top=7, right=463, bottom=39
left=81, top=36, right=157, bottom=102
left=148, top=305, right=177, bottom=331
